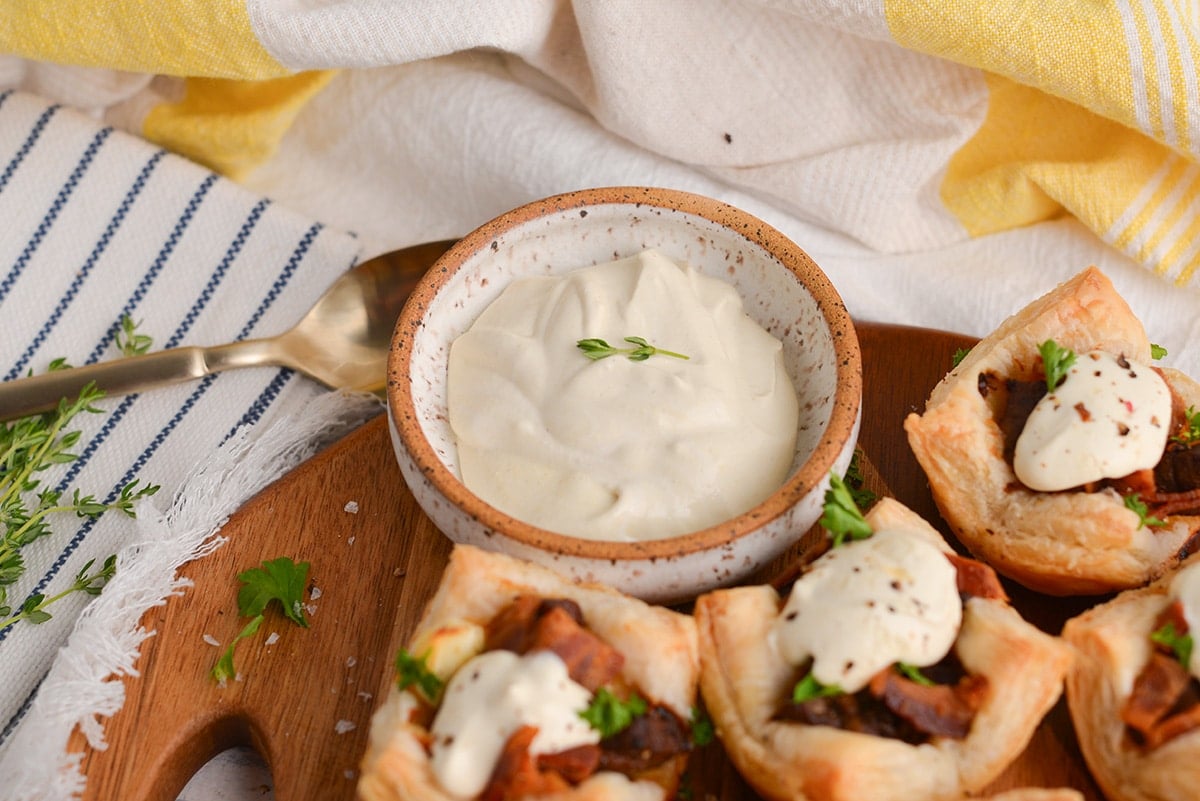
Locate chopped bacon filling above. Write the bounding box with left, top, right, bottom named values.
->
left=984, top=370, right=1200, bottom=518
left=773, top=554, right=997, bottom=741
left=1122, top=600, right=1200, bottom=750
left=462, top=595, right=692, bottom=801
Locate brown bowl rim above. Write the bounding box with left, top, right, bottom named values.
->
left=387, top=186, right=862, bottom=561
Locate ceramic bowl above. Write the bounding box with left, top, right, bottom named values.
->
left=386, top=187, right=861, bottom=604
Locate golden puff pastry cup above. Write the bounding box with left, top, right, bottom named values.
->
left=358, top=544, right=700, bottom=801
left=904, top=267, right=1200, bottom=595
left=1062, top=553, right=1200, bottom=801
left=693, top=497, right=1072, bottom=801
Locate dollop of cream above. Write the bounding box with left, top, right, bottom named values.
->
left=1013, top=351, right=1171, bottom=492
left=447, top=249, right=799, bottom=541
left=770, top=525, right=962, bottom=693
left=1169, top=563, right=1200, bottom=680
left=430, top=650, right=599, bottom=798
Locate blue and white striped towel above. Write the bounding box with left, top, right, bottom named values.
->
left=0, top=90, right=377, bottom=798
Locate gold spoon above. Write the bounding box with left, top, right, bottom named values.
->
left=0, top=240, right=455, bottom=421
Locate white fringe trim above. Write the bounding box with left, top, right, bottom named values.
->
left=0, top=390, right=383, bottom=801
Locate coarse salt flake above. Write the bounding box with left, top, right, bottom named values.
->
left=202, top=634, right=220, bottom=647
left=265, top=631, right=280, bottom=646
left=335, top=719, right=356, bottom=734
left=344, top=501, right=359, bottom=514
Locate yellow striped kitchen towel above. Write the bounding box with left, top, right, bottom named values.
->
left=5, top=0, right=1200, bottom=284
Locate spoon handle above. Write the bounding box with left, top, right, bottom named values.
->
left=0, top=340, right=278, bottom=421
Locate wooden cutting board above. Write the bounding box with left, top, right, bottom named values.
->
left=66, top=321, right=1106, bottom=801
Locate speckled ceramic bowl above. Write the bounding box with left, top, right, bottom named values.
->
left=387, top=187, right=861, bottom=604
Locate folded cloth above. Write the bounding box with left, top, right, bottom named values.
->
left=0, top=91, right=377, bottom=799
left=5, top=2, right=1200, bottom=798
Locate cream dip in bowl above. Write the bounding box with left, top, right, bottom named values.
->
left=387, top=187, right=862, bottom=604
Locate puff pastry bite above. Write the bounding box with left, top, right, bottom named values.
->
left=358, top=544, right=701, bottom=801
left=694, top=495, right=1072, bottom=801
left=1063, top=553, right=1200, bottom=801
left=905, top=267, right=1200, bottom=595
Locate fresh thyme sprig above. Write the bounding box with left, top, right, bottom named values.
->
left=115, top=313, right=153, bottom=357
left=0, top=380, right=158, bottom=622
left=576, top=336, right=689, bottom=363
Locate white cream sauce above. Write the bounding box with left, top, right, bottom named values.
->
left=771, top=524, right=962, bottom=693
left=1169, top=562, right=1200, bottom=680
left=447, top=249, right=799, bottom=541
left=429, top=649, right=599, bottom=798
left=1013, top=350, right=1171, bottom=492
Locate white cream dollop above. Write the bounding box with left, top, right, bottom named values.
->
left=429, top=649, right=599, bottom=798
left=1168, top=562, right=1200, bottom=680
left=447, top=249, right=800, bottom=541
left=1013, top=350, right=1171, bottom=492
left=771, top=525, right=962, bottom=693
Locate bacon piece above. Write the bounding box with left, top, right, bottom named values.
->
left=483, top=595, right=624, bottom=691
left=867, top=669, right=989, bottom=740
left=596, top=704, right=692, bottom=773
left=481, top=726, right=571, bottom=801
left=486, top=596, right=584, bottom=652
left=537, top=744, right=602, bottom=783
left=946, top=553, right=1008, bottom=601
left=1123, top=651, right=1195, bottom=744
left=526, top=606, right=624, bottom=691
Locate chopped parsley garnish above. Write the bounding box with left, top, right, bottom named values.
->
left=395, top=648, right=444, bottom=702
left=1151, top=620, right=1194, bottom=668
left=1124, top=493, right=1166, bottom=529
left=580, top=687, right=647, bottom=737
left=1038, top=339, right=1077, bottom=393
left=820, top=472, right=873, bottom=547
left=791, top=671, right=842, bottom=702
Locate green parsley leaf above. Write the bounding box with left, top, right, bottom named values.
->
left=395, top=648, right=444, bottom=702
left=1151, top=343, right=1168, bottom=360
left=791, top=671, right=842, bottom=703
left=820, top=472, right=873, bottom=548
left=1124, top=493, right=1166, bottom=529
left=844, top=449, right=877, bottom=509
left=211, top=614, right=264, bottom=683
left=236, top=556, right=310, bottom=628
left=580, top=687, right=647, bottom=738
left=1150, top=621, right=1194, bottom=668
left=1038, top=339, right=1077, bottom=393
left=951, top=347, right=972, bottom=367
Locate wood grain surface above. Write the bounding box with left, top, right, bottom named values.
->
left=66, top=321, right=1107, bottom=801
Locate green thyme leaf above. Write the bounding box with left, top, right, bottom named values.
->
left=114, top=314, right=153, bottom=357
left=1150, top=621, right=1194, bottom=668
left=1124, top=493, right=1166, bottom=529
left=791, top=672, right=842, bottom=703
left=580, top=687, right=647, bottom=738
left=1038, top=339, right=1077, bottom=393
left=576, top=336, right=689, bottom=363
left=395, top=648, right=445, bottom=702
left=820, top=472, right=873, bottom=548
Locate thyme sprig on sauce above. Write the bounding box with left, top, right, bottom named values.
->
left=576, top=336, right=689, bottom=363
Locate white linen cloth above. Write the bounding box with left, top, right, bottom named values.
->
left=3, top=1, right=1200, bottom=798
left=0, top=91, right=378, bottom=799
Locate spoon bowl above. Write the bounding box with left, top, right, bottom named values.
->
left=0, top=240, right=455, bottom=421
